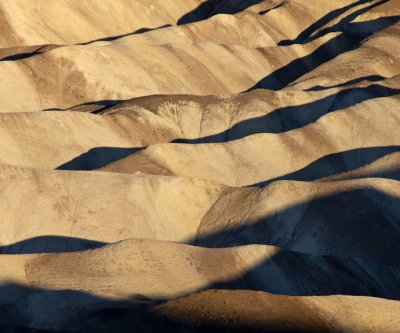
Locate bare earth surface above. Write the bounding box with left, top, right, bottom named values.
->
left=1, top=0, right=400, bottom=332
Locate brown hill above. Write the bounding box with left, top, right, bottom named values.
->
left=1, top=0, right=400, bottom=331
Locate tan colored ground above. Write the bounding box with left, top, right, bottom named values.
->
left=1, top=0, right=400, bottom=331
left=154, top=290, right=400, bottom=333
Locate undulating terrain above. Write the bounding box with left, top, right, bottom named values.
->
left=1, top=0, right=400, bottom=331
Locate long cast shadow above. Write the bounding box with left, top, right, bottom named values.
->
left=305, top=74, right=386, bottom=91
left=57, top=147, right=143, bottom=171
left=2, top=191, right=400, bottom=327
left=251, top=15, right=400, bottom=91
left=79, top=24, right=172, bottom=45
left=0, top=285, right=137, bottom=331
left=56, top=88, right=399, bottom=170
left=194, top=187, right=400, bottom=266
left=0, top=284, right=330, bottom=332
left=176, top=85, right=400, bottom=143
left=0, top=236, right=107, bottom=254
left=1, top=245, right=400, bottom=330
left=0, top=25, right=171, bottom=62
left=256, top=146, right=400, bottom=187
left=281, top=0, right=391, bottom=45
left=43, top=99, right=123, bottom=113
left=279, top=0, right=381, bottom=46
left=209, top=247, right=400, bottom=300
left=0, top=45, right=60, bottom=62
left=55, top=85, right=399, bottom=171
left=177, top=0, right=265, bottom=25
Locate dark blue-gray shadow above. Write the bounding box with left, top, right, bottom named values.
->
left=305, top=75, right=386, bottom=91
left=255, top=146, right=400, bottom=187
left=251, top=14, right=400, bottom=91
left=178, top=0, right=265, bottom=25
left=0, top=236, right=107, bottom=254
left=57, top=147, right=143, bottom=171
left=176, top=85, right=400, bottom=143
left=194, top=187, right=400, bottom=267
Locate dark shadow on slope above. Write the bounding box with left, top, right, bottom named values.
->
left=0, top=326, right=55, bottom=332
left=251, top=15, right=400, bottom=91
left=0, top=45, right=61, bottom=62
left=177, top=0, right=223, bottom=25
left=255, top=146, right=400, bottom=187
left=177, top=0, right=265, bottom=25
left=0, top=286, right=137, bottom=331
left=43, top=99, right=123, bottom=113
left=1, top=252, right=400, bottom=329
left=1, top=49, right=44, bottom=61
left=194, top=188, right=400, bottom=267
left=0, top=25, right=171, bottom=62
left=0, top=236, right=107, bottom=254
left=209, top=248, right=400, bottom=300
left=305, top=74, right=386, bottom=91
left=0, top=283, right=43, bottom=314
left=57, top=147, right=144, bottom=170
left=79, top=24, right=171, bottom=45
left=0, top=24, right=171, bottom=61
left=258, top=0, right=287, bottom=16
left=280, top=0, right=393, bottom=45
left=279, top=0, right=380, bottom=46
left=0, top=285, right=332, bottom=333
left=61, top=86, right=399, bottom=171
left=175, top=85, right=400, bottom=143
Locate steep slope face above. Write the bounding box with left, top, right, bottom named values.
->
left=1, top=76, right=397, bottom=170
left=101, top=95, right=400, bottom=186
left=101, top=75, right=400, bottom=139
left=0, top=111, right=182, bottom=169
left=0, top=167, right=225, bottom=253
left=4, top=290, right=400, bottom=332
left=1, top=239, right=400, bottom=307
left=0, top=34, right=327, bottom=112
left=1, top=0, right=400, bottom=331
left=0, top=0, right=208, bottom=47
left=1, top=0, right=371, bottom=48
left=2, top=0, right=399, bottom=113
left=1, top=166, right=399, bottom=266
left=289, top=25, right=400, bottom=90
left=197, top=178, right=400, bottom=264
left=321, top=151, right=400, bottom=181
left=152, top=290, right=400, bottom=333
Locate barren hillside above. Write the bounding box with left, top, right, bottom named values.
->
left=1, top=0, right=400, bottom=331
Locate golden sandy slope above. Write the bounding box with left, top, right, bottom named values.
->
left=0, top=0, right=210, bottom=47
left=1, top=0, right=400, bottom=331
left=1, top=0, right=399, bottom=113
left=153, top=290, right=400, bottom=333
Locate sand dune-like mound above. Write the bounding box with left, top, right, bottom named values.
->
left=197, top=178, right=400, bottom=263
left=2, top=239, right=400, bottom=305
left=0, top=0, right=209, bottom=48
left=2, top=0, right=400, bottom=331
left=321, top=151, right=400, bottom=181
left=150, top=290, right=400, bottom=333
left=0, top=167, right=226, bottom=253
left=101, top=95, right=400, bottom=186
left=0, top=111, right=182, bottom=169
left=2, top=0, right=399, bottom=113
left=0, top=34, right=326, bottom=112
left=1, top=164, right=399, bottom=267
left=3, top=290, right=400, bottom=332
left=0, top=75, right=396, bottom=170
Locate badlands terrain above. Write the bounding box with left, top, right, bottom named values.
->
left=1, top=0, right=400, bottom=331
